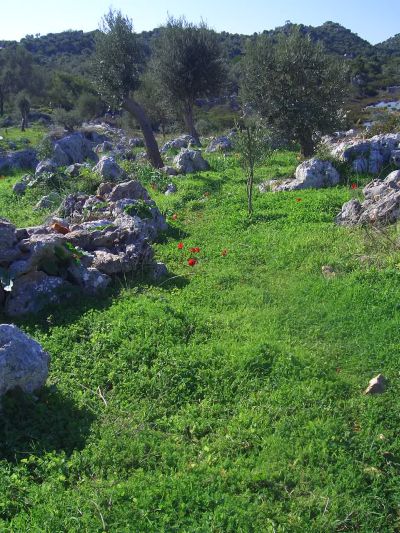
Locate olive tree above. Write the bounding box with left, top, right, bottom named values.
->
left=152, top=17, right=226, bottom=145
left=16, top=92, right=30, bottom=131
left=92, top=9, right=163, bottom=168
left=241, top=28, right=349, bottom=156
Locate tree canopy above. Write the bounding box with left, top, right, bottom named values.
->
left=240, top=28, right=349, bottom=155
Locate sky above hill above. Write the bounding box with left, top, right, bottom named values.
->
left=2, top=0, right=400, bottom=44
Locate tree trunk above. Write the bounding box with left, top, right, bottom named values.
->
left=183, top=104, right=201, bottom=146
left=20, top=117, right=26, bottom=132
left=0, top=91, right=4, bottom=117
left=299, top=135, right=315, bottom=158
left=123, top=97, right=163, bottom=169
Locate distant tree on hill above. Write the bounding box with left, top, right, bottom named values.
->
left=16, top=92, right=30, bottom=131
left=152, top=17, right=226, bottom=145
left=241, top=28, right=349, bottom=156
left=92, top=9, right=163, bottom=168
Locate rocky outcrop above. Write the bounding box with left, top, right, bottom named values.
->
left=328, top=133, right=400, bottom=175
left=0, top=181, right=167, bottom=316
left=336, top=170, right=400, bottom=226
left=161, top=135, right=196, bottom=153
left=260, top=159, right=340, bottom=192
left=173, top=148, right=210, bottom=174
left=92, top=156, right=126, bottom=181
left=206, top=135, right=233, bottom=153
left=0, top=324, right=49, bottom=398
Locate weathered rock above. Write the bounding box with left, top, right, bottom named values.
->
left=165, top=183, right=177, bottom=195
left=0, top=324, right=49, bottom=397
left=12, top=181, right=28, bottom=195
left=272, top=159, right=340, bottom=191
left=5, top=271, right=71, bottom=317
left=206, top=136, right=233, bottom=153
left=94, top=141, right=113, bottom=153
left=93, top=156, right=125, bottom=181
left=173, top=148, right=210, bottom=174
left=149, top=261, right=168, bottom=281
left=0, top=149, right=37, bottom=174
left=391, top=150, right=400, bottom=168
left=128, top=137, right=144, bottom=147
left=335, top=199, right=363, bottom=226
left=329, top=133, right=400, bottom=175
left=34, top=192, right=61, bottom=210
left=336, top=171, right=400, bottom=226
left=56, top=132, right=97, bottom=164
left=67, top=263, right=111, bottom=294
left=106, top=180, right=150, bottom=202
left=161, top=135, right=196, bottom=153
left=0, top=219, right=17, bottom=251
left=35, top=159, right=58, bottom=176
left=65, top=163, right=90, bottom=177
left=162, top=166, right=178, bottom=176
left=364, top=374, right=386, bottom=395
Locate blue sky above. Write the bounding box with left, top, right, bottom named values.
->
left=2, top=0, right=400, bottom=44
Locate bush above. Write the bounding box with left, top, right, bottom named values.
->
left=53, top=108, right=82, bottom=132
left=365, top=111, right=400, bottom=138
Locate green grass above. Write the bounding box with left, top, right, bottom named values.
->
left=1, top=150, right=400, bottom=531
left=0, top=124, right=46, bottom=152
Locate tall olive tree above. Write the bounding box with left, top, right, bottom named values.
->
left=152, top=17, right=226, bottom=145
left=92, top=9, right=163, bottom=168
left=241, top=28, right=349, bottom=156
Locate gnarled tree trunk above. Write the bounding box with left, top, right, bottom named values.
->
left=299, top=135, right=315, bottom=158
left=183, top=103, right=201, bottom=146
left=123, top=97, right=164, bottom=168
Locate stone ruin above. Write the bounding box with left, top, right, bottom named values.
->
left=0, top=180, right=168, bottom=317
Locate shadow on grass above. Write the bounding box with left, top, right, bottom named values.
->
left=0, top=386, right=95, bottom=461
left=4, top=265, right=190, bottom=334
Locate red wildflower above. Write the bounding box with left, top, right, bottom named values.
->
left=295, top=198, right=302, bottom=202
left=188, top=258, right=197, bottom=266
left=351, top=183, right=358, bottom=190
left=190, top=247, right=200, bottom=253
left=177, top=242, right=184, bottom=250
left=221, top=249, right=228, bottom=256
left=171, top=213, right=178, bottom=220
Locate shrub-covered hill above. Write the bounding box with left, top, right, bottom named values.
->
left=0, top=147, right=400, bottom=530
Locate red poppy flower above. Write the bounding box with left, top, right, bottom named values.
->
left=177, top=242, right=184, bottom=250
left=171, top=213, right=178, bottom=220
left=295, top=198, right=302, bottom=202
left=351, top=183, right=358, bottom=190
left=188, top=258, right=197, bottom=266
left=190, top=247, right=200, bottom=253
left=221, top=249, right=228, bottom=256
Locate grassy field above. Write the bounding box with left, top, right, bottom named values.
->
left=1, top=149, right=400, bottom=531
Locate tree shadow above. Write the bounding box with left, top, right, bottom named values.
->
left=0, top=386, right=95, bottom=462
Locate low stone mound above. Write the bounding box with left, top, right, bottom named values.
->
left=0, top=181, right=167, bottom=316
left=0, top=324, right=49, bottom=398
left=336, top=170, right=400, bottom=226
left=161, top=135, right=197, bottom=153
left=206, top=135, right=233, bottom=153
left=259, top=159, right=340, bottom=192
left=327, top=133, right=400, bottom=175
left=173, top=148, right=210, bottom=174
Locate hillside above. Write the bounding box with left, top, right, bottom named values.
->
left=1, top=129, right=400, bottom=529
